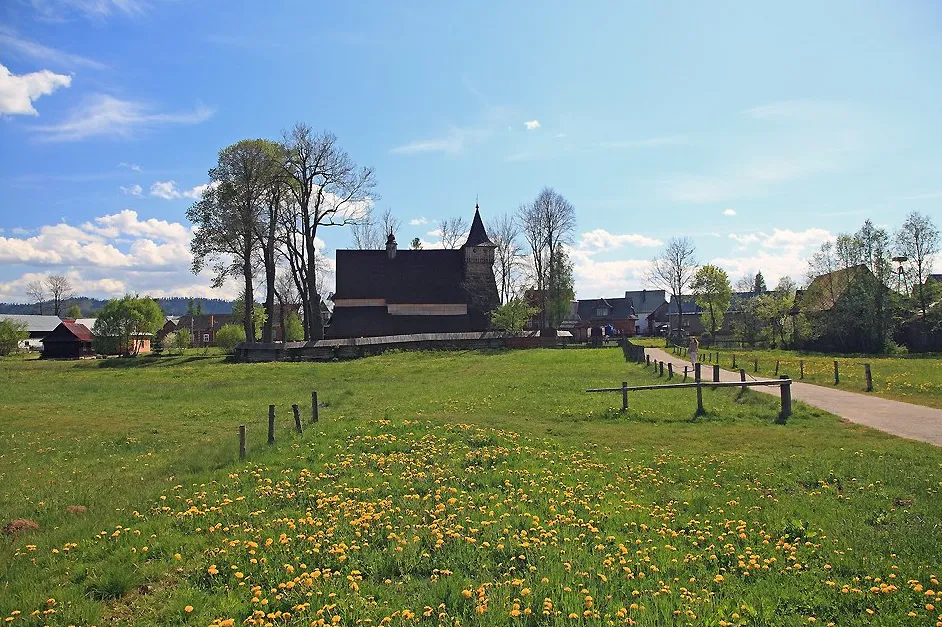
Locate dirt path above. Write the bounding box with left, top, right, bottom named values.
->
left=644, top=347, right=942, bottom=447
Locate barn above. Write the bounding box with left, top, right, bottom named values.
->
left=42, top=321, right=95, bottom=359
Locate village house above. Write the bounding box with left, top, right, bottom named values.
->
left=175, top=313, right=232, bottom=347
left=42, top=321, right=94, bottom=359
left=569, top=297, right=639, bottom=342
left=0, top=314, right=62, bottom=350
left=326, top=206, right=499, bottom=339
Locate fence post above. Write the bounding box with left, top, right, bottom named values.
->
left=740, top=368, right=747, bottom=392
left=312, top=391, right=319, bottom=423
left=292, top=403, right=302, bottom=434
left=659, top=361, right=664, bottom=377
left=778, top=375, right=792, bottom=423
left=732, top=354, right=737, bottom=369
left=622, top=381, right=628, bottom=413
left=775, top=360, right=780, bottom=376
left=800, top=360, right=804, bottom=379
left=268, top=405, right=275, bottom=445
left=683, top=365, right=688, bottom=381
left=668, top=362, right=673, bottom=378
left=713, top=364, right=720, bottom=384
left=239, top=425, right=246, bottom=459
left=864, top=364, right=873, bottom=392
left=753, top=358, right=758, bottom=373
left=695, top=363, right=705, bottom=416
left=833, top=361, right=839, bottom=385
left=646, top=354, right=651, bottom=367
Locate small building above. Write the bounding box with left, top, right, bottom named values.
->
left=648, top=298, right=705, bottom=335
left=75, top=318, right=153, bottom=354
left=570, top=297, right=639, bottom=342
left=176, top=313, right=232, bottom=347
left=0, top=314, right=62, bottom=350
left=622, top=290, right=668, bottom=335
left=42, top=321, right=94, bottom=359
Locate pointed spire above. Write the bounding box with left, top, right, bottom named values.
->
left=464, top=202, right=494, bottom=247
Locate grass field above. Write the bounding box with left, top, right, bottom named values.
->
left=1, top=349, right=941, bottom=627
left=632, top=338, right=942, bottom=410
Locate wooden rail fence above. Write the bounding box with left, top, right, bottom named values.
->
left=589, top=362, right=792, bottom=423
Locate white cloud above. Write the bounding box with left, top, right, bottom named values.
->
left=409, top=217, right=428, bottom=226
left=33, top=94, right=214, bottom=141
left=0, top=62, right=71, bottom=115
left=524, top=120, right=540, bottom=130
left=0, top=26, right=107, bottom=70
left=728, top=233, right=759, bottom=246
left=714, top=227, right=834, bottom=286
left=28, top=0, right=150, bottom=20
left=149, top=180, right=211, bottom=200
left=391, top=126, right=490, bottom=155
left=578, top=229, right=663, bottom=251
left=118, top=161, right=142, bottom=172
left=723, top=208, right=736, bottom=216
left=572, top=256, right=651, bottom=299
left=120, top=184, right=142, bottom=196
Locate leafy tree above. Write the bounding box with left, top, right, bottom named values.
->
left=0, top=319, right=28, bottom=356
left=490, top=298, right=538, bottom=334
left=691, top=265, right=732, bottom=337
left=92, top=295, right=164, bottom=356
left=755, top=277, right=797, bottom=348
left=66, top=303, right=82, bottom=319
left=753, top=271, right=767, bottom=293
left=189, top=139, right=281, bottom=343
left=173, top=328, right=192, bottom=353
left=547, top=248, right=575, bottom=327
left=231, top=294, right=267, bottom=341
left=284, top=312, right=304, bottom=341
left=733, top=296, right=765, bottom=347
left=214, top=324, right=246, bottom=352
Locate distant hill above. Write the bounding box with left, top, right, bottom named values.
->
left=0, top=297, right=234, bottom=316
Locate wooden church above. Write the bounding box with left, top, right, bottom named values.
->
left=326, top=205, right=500, bottom=339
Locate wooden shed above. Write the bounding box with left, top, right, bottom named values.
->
left=42, top=321, right=94, bottom=359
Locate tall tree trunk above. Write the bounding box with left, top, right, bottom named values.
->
left=262, top=238, right=276, bottom=343
left=243, top=242, right=255, bottom=343
left=304, top=232, right=323, bottom=341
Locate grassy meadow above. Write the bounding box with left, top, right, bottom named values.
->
left=1, top=348, right=941, bottom=627
left=633, top=337, right=942, bottom=410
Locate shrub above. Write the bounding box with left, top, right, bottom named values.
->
left=0, top=320, right=28, bottom=356
left=214, top=324, right=246, bottom=352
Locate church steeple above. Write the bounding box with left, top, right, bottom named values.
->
left=464, top=203, right=495, bottom=248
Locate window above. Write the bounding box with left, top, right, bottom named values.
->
left=595, top=306, right=610, bottom=317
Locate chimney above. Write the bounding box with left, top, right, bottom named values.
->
left=386, top=231, right=397, bottom=259
left=209, top=314, right=214, bottom=328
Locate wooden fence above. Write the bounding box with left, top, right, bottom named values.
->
left=237, top=389, right=323, bottom=459
left=588, top=362, right=792, bottom=423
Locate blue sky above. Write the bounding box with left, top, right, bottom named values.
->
left=1, top=0, right=940, bottom=301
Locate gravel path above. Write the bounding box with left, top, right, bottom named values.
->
left=644, top=347, right=942, bottom=447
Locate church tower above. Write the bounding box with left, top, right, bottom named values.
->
left=461, top=203, right=500, bottom=329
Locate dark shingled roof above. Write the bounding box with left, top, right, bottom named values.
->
left=575, top=297, right=638, bottom=322
left=464, top=207, right=495, bottom=247
left=334, top=249, right=466, bottom=304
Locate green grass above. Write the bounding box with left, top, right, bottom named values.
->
left=1, top=349, right=940, bottom=626
left=632, top=338, right=942, bottom=410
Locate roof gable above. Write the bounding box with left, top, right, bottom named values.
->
left=44, top=321, right=94, bottom=343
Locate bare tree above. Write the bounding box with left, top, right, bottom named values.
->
left=489, top=213, right=524, bottom=304
left=352, top=208, right=401, bottom=250
left=45, top=275, right=73, bottom=317
left=25, top=280, right=47, bottom=315
left=438, top=216, right=468, bottom=249
left=895, top=211, right=940, bottom=319
left=518, top=187, right=577, bottom=328
left=282, top=124, right=377, bottom=340
left=647, top=237, right=698, bottom=336
left=274, top=268, right=299, bottom=341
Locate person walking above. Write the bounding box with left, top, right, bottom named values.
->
left=688, top=335, right=699, bottom=365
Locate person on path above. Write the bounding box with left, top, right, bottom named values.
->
left=688, top=335, right=699, bottom=365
